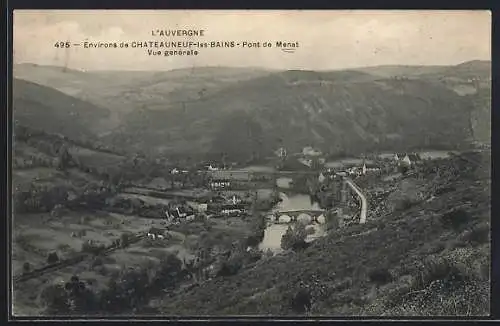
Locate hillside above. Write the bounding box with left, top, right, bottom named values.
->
left=353, top=60, right=490, bottom=80
left=152, top=151, right=490, bottom=316
left=13, top=64, right=274, bottom=131
left=352, top=65, right=449, bottom=78
left=107, top=70, right=475, bottom=160
left=13, top=62, right=490, bottom=159
left=13, top=79, right=111, bottom=141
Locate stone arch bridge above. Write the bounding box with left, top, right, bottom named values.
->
left=271, top=209, right=326, bottom=224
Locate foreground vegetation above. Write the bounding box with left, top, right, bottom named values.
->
left=152, top=151, right=490, bottom=316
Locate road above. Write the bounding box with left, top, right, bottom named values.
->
left=344, top=177, right=368, bottom=224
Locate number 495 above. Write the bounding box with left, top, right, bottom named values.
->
left=54, top=41, right=70, bottom=48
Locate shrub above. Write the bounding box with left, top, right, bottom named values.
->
left=281, top=224, right=308, bottom=251
left=412, top=256, right=467, bottom=291
left=92, top=257, right=103, bottom=268
left=47, top=252, right=59, bottom=264
left=120, top=233, right=131, bottom=248
left=40, top=283, right=70, bottom=314
left=290, top=287, right=312, bottom=314
left=441, top=209, right=472, bottom=231
left=23, top=262, right=31, bottom=274
left=368, top=268, right=393, bottom=286
left=463, top=222, right=490, bottom=245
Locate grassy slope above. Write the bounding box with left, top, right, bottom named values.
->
left=13, top=78, right=111, bottom=141
left=155, top=152, right=490, bottom=316
left=13, top=64, right=273, bottom=119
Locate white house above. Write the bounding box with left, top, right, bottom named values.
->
left=207, top=164, right=220, bottom=171
left=303, top=146, right=323, bottom=157
left=361, top=163, right=381, bottom=175
left=401, top=153, right=421, bottom=167
left=275, top=147, right=287, bottom=158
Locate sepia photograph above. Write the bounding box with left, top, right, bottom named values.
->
left=11, top=10, right=491, bottom=317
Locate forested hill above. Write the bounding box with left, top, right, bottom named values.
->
left=106, top=70, right=475, bottom=160
left=13, top=61, right=490, bottom=160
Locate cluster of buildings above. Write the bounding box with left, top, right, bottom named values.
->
left=316, top=152, right=424, bottom=182
left=392, top=153, right=422, bottom=168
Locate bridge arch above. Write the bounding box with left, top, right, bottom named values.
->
left=297, top=213, right=313, bottom=225
left=278, top=214, right=292, bottom=223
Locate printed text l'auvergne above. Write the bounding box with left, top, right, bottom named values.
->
left=151, top=29, right=206, bottom=37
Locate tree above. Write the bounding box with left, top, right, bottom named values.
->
left=290, top=287, right=312, bottom=314
left=153, top=254, right=183, bottom=290
left=40, top=283, right=70, bottom=315
left=23, top=262, right=31, bottom=274
left=63, top=275, right=97, bottom=314
left=281, top=224, right=308, bottom=251
left=47, top=252, right=60, bottom=264
left=120, top=233, right=131, bottom=248
left=57, top=144, right=72, bottom=171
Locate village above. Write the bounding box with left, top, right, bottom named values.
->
left=132, top=145, right=442, bottom=240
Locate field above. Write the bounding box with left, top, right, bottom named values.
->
left=69, top=147, right=127, bottom=168
left=12, top=199, right=255, bottom=316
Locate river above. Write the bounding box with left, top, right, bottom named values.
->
left=258, top=180, right=328, bottom=253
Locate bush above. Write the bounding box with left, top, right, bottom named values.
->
left=290, top=287, right=312, bottom=314
left=81, top=242, right=106, bottom=255
left=441, top=209, right=472, bottom=231
left=40, top=283, right=70, bottom=314
left=47, top=252, right=59, bottom=264
left=120, top=233, right=131, bottom=248
left=23, top=262, right=31, bottom=273
left=281, top=224, right=308, bottom=251
left=412, top=257, right=468, bottom=291
left=462, top=222, right=490, bottom=245
left=368, top=268, right=393, bottom=286
left=91, top=257, right=103, bottom=268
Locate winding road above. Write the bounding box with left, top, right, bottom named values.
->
left=344, top=177, right=368, bottom=224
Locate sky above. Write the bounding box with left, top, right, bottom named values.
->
left=13, top=10, right=491, bottom=71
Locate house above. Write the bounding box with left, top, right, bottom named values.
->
left=303, top=146, right=323, bottom=157
left=401, top=153, right=422, bottom=167
left=206, top=162, right=226, bottom=171
left=207, top=164, right=220, bottom=171
left=209, top=179, right=231, bottom=190
left=208, top=170, right=251, bottom=189
left=189, top=202, right=208, bottom=213
left=275, top=147, right=287, bottom=158
left=226, top=194, right=242, bottom=205
left=165, top=205, right=195, bottom=221
left=393, top=153, right=406, bottom=161
left=361, top=163, right=381, bottom=175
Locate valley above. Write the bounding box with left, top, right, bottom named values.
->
left=11, top=60, right=491, bottom=317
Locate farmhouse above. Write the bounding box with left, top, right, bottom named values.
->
left=209, top=179, right=231, bottom=190
left=302, top=146, right=323, bottom=157
left=361, top=162, right=381, bottom=175
left=165, top=205, right=195, bottom=221
left=208, top=170, right=252, bottom=190
left=401, top=153, right=422, bottom=167
left=393, top=153, right=406, bottom=161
